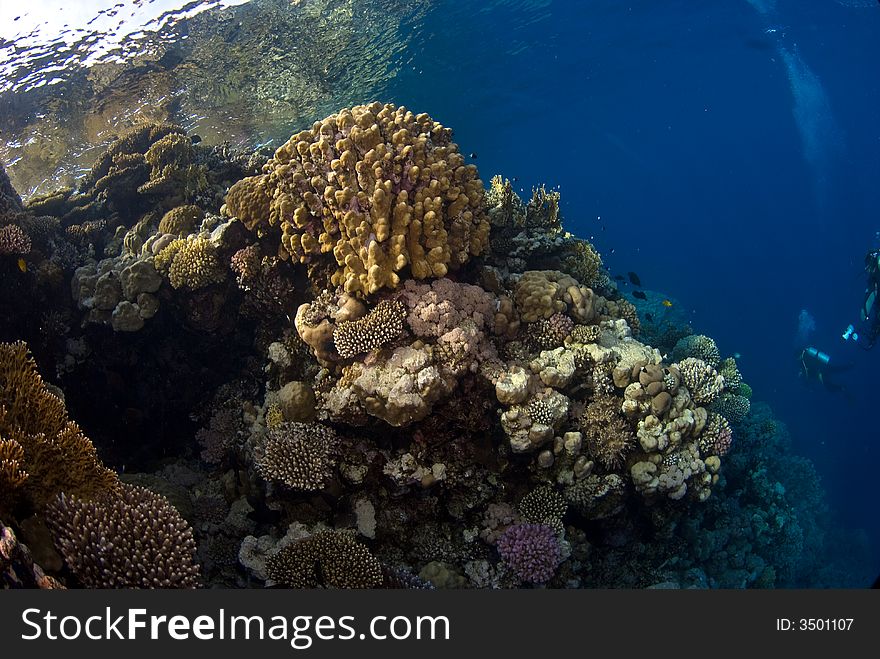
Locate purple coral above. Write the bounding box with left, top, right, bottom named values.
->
left=497, top=523, right=561, bottom=585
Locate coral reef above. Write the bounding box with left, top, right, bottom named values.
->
left=1, top=107, right=869, bottom=592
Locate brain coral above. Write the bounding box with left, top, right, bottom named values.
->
left=47, top=484, right=200, bottom=588
left=222, top=102, right=490, bottom=296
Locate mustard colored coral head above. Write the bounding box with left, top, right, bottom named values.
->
left=222, top=102, right=490, bottom=297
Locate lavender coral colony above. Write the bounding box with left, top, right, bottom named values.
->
left=0, top=102, right=849, bottom=589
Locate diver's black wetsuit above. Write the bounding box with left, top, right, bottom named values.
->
left=799, top=347, right=853, bottom=394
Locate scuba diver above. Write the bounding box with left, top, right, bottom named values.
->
left=842, top=247, right=880, bottom=350
left=797, top=346, right=853, bottom=395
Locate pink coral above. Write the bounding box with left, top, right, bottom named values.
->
left=715, top=425, right=733, bottom=456
left=435, top=322, right=498, bottom=375
left=0, top=225, right=31, bottom=255
left=401, top=277, right=496, bottom=337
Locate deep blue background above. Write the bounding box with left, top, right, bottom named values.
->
left=378, top=0, right=880, bottom=567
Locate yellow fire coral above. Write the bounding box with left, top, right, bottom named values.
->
left=222, top=102, right=490, bottom=296
left=0, top=341, right=119, bottom=511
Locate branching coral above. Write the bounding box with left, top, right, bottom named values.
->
left=47, top=483, right=201, bottom=588
left=525, top=313, right=574, bottom=350
left=711, top=392, right=751, bottom=425
left=0, top=437, right=28, bottom=507
left=698, top=411, right=734, bottom=457
left=672, top=334, right=721, bottom=368
left=496, top=523, right=561, bottom=585
left=519, top=486, right=567, bottom=532
left=223, top=102, right=490, bottom=296
left=676, top=357, right=725, bottom=405
left=333, top=299, right=406, bottom=359
left=266, top=530, right=383, bottom=589
left=256, top=422, right=338, bottom=491
left=0, top=224, right=31, bottom=255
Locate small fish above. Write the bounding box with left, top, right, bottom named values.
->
left=469, top=152, right=477, bottom=159
left=661, top=299, right=673, bottom=307
left=632, top=290, right=647, bottom=300
left=17, top=258, right=27, bottom=273
left=512, top=176, right=518, bottom=182
left=628, top=271, right=642, bottom=287
left=644, top=313, right=654, bottom=322
left=732, top=352, right=742, bottom=359
left=609, top=248, right=615, bottom=255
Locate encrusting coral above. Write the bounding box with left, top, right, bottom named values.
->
left=222, top=102, right=490, bottom=296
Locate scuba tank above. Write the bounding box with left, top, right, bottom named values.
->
left=804, top=346, right=830, bottom=366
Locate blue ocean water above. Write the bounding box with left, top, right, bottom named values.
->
left=379, top=0, right=880, bottom=563
left=1, top=0, right=878, bottom=585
